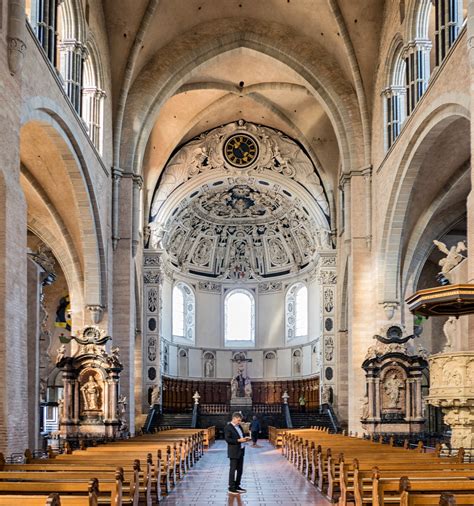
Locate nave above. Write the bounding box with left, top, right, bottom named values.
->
left=161, top=439, right=329, bottom=506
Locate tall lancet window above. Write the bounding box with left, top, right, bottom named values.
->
left=82, top=38, right=105, bottom=153
left=384, top=40, right=406, bottom=150
left=172, top=282, right=195, bottom=342
left=286, top=283, right=308, bottom=342
left=225, top=289, right=255, bottom=347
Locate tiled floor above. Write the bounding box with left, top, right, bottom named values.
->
left=161, top=440, right=331, bottom=505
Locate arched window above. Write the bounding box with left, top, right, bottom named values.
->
left=82, top=36, right=106, bottom=153
left=27, top=0, right=59, bottom=65
left=172, top=282, right=195, bottom=341
left=224, top=289, right=255, bottom=346
left=286, top=283, right=308, bottom=341
left=384, top=40, right=406, bottom=149
left=57, top=0, right=87, bottom=113
left=434, top=0, right=464, bottom=66
left=405, top=1, right=432, bottom=114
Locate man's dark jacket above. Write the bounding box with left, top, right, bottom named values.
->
left=224, top=422, right=244, bottom=459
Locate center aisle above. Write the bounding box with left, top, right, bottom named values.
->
left=161, top=439, right=331, bottom=505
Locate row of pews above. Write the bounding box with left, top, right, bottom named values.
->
left=276, top=426, right=474, bottom=506
left=0, top=427, right=215, bottom=505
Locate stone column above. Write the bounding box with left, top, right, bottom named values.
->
left=367, top=376, right=376, bottom=420
left=112, top=173, right=136, bottom=433
left=467, top=0, right=474, bottom=350
left=142, top=251, right=162, bottom=414
left=374, top=378, right=381, bottom=422
left=317, top=252, right=337, bottom=410
left=415, top=375, right=423, bottom=421
left=343, top=169, right=375, bottom=432
left=27, top=259, right=42, bottom=450
left=132, top=175, right=143, bottom=257
left=0, top=42, right=28, bottom=454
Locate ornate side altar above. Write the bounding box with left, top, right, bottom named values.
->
left=56, top=326, right=124, bottom=439
left=361, top=325, right=427, bottom=434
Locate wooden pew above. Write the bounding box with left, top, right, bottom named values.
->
left=281, top=428, right=474, bottom=505
left=0, top=478, right=100, bottom=506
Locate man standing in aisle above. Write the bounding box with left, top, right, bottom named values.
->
left=250, top=415, right=261, bottom=447
left=224, top=411, right=250, bottom=495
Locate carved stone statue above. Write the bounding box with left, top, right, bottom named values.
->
left=81, top=375, right=100, bottom=411
left=56, top=344, right=66, bottom=365
left=384, top=374, right=404, bottom=408
left=244, top=377, right=252, bottom=398
left=204, top=357, right=214, bottom=378
left=293, top=355, right=302, bottom=375
left=433, top=240, right=467, bottom=281
left=117, top=395, right=127, bottom=418
left=360, top=395, right=369, bottom=420
left=443, top=316, right=457, bottom=351
left=231, top=377, right=238, bottom=398
left=321, top=384, right=332, bottom=405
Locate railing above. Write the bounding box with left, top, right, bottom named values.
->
left=252, top=404, right=282, bottom=414
left=325, top=404, right=340, bottom=433
left=200, top=404, right=230, bottom=414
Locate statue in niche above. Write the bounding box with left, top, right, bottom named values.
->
left=443, top=316, right=457, bottom=351
left=293, top=354, right=302, bottom=375
left=360, top=394, right=369, bottom=420
left=433, top=240, right=467, bottom=282
left=81, top=375, right=101, bottom=411
left=204, top=356, right=215, bottom=378
left=384, top=373, right=404, bottom=408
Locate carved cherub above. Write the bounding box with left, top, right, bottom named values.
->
left=433, top=240, right=467, bottom=281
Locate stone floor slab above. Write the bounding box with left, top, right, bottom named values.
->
left=161, top=440, right=331, bottom=505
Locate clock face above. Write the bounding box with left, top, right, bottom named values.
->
left=224, top=134, right=259, bottom=168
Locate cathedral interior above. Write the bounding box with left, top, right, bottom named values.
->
left=2, top=0, right=474, bottom=504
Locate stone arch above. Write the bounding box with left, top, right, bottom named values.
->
left=118, top=18, right=365, bottom=177
left=21, top=165, right=85, bottom=325
left=401, top=167, right=469, bottom=298
left=405, top=0, right=432, bottom=40
left=379, top=100, right=470, bottom=306
left=384, top=33, right=406, bottom=88
left=20, top=102, right=106, bottom=314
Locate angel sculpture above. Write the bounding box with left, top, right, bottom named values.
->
left=433, top=240, right=467, bottom=282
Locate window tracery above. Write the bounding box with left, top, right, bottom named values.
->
left=286, top=283, right=308, bottom=341
left=172, top=282, right=195, bottom=342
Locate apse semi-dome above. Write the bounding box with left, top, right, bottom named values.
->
left=148, top=121, right=333, bottom=280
